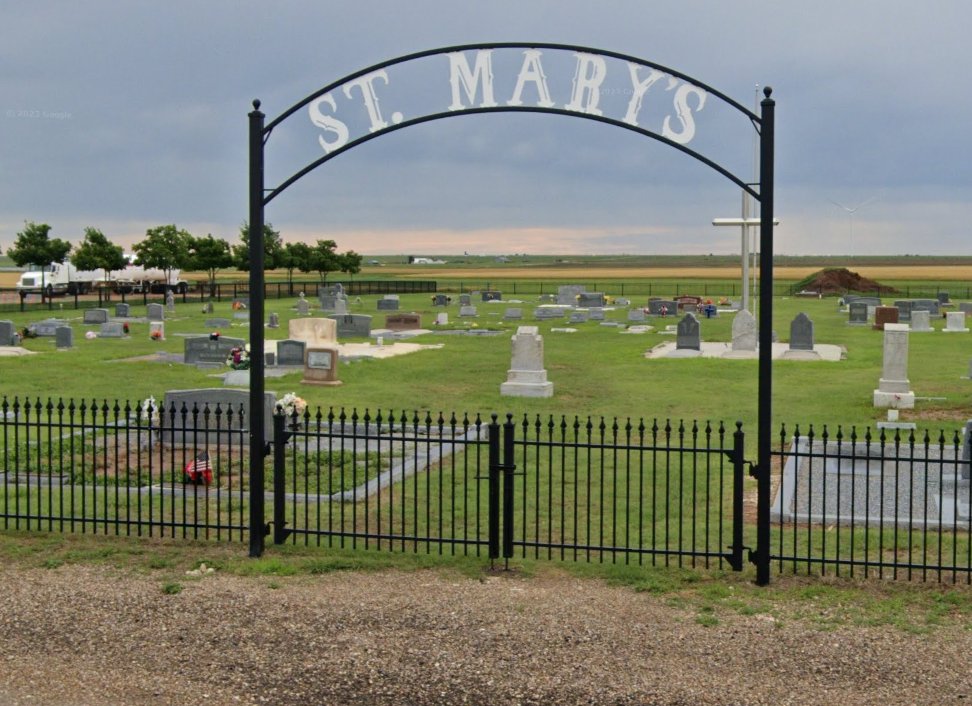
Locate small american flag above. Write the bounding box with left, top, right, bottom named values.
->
left=184, top=451, right=213, bottom=485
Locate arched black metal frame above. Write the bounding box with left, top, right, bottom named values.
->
left=247, top=43, right=775, bottom=584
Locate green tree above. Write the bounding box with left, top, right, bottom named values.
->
left=70, top=227, right=127, bottom=290
left=7, top=221, right=71, bottom=297
left=132, top=224, right=193, bottom=290
left=304, top=239, right=340, bottom=283
left=339, top=250, right=363, bottom=280
left=280, top=241, right=312, bottom=290
left=234, top=222, right=283, bottom=271
left=188, top=234, right=233, bottom=291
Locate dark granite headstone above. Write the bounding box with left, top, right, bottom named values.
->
left=481, top=290, right=502, bottom=302
left=276, top=339, right=307, bottom=366
left=675, top=313, right=700, bottom=350
left=894, top=300, right=913, bottom=323
left=114, top=303, right=131, bottom=318
left=385, top=313, right=421, bottom=330
left=329, top=314, right=372, bottom=338
left=377, top=297, right=399, bottom=311
left=848, top=302, right=868, bottom=325
left=184, top=336, right=246, bottom=367
left=0, top=320, right=15, bottom=346
left=789, top=312, right=814, bottom=351
left=83, top=308, right=109, bottom=325
left=577, top=292, right=606, bottom=308
left=55, top=325, right=73, bottom=349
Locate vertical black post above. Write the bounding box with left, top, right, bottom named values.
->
left=487, top=414, right=500, bottom=563
left=272, top=410, right=287, bottom=545
left=502, top=413, right=516, bottom=564
left=755, top=87, right=775, bottom=586
left=730, top=421, right=745, bottom=571
left=248, top=99, right=266, bottom=558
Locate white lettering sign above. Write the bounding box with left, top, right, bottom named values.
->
left=308, top=48, right=709, bottom=152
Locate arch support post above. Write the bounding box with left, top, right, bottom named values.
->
left=755, top=88, right=775, bottom=585
left=248, top=101, right=267, bottom=558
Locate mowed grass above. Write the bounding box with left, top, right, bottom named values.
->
left=2, top=290, right=970, bottom=440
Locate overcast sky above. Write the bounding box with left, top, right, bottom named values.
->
left=2, top=1, right=969, bottom=257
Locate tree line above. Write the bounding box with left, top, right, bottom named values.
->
left=5, top=221, right=362, bottom=290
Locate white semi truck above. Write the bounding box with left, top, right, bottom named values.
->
left=15, top=260, right=188, bottom=296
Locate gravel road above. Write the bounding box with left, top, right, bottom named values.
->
left=0, top=564, right=970, bottom=705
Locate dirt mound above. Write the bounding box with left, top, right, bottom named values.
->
left=795, top=267, right=897, bottom=295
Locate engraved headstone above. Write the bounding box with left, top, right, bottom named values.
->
left=568, top=311, right=588, bottom=323
left=146, top=303, right=164, bottom=322
left=204, top=300, right=215, bottom=315
left=459, top=306, right=477, bottom=317
left=647, top=300, right=677, bottom=317
left=435, top=312, right=449, bottom=325
left=627, top=309, right=646, bottom=322
left=588, top=308, right=605, bottom=321
left=329, top=313, right=372, bottom=338
left=789, top=313, right=814, bottom=351
left=944, top=311, right=969, bottom=333
left=333, top=299, right=348, bottom=315
left=377, top=297, right=399, bottom=311
left=873, top=306, right=899, bottom=331
left=911, top=299, right=940, bottom=316
left=873, top=324, right=915, bottom=408
left=557, top=285, right=586, bottom=306
left=99, top=322, right=125, bottom=338
left=296, top=297, right=310, bottom=316
left=267, top=312, right=280, bottom=329
left=29, top=319, right=66, bottom=337
left=184, top=336, right=246, bottom=367
left=500, top=326, right=553, bottom=398
left=676, top=313, right=701, bottom=350
left=165, top=290, right=175, bottom=313
left=433, top=294, right=450, bottom=306
left=459, top=294, right=472, bottom=306
left=83, top=308, right=109, bottom=325
left=385, top=313, right=421, bottom=330
left=276, top=339, right=307, bottom=366
left=481, top=290, right=502, bottom=302
left=937, top=292, right=951, bottom=305
left=534, top=307, right=565, bottom=320
left=114, top=303, right=130, bottom=318
left=504, top=308, right=523, bottom=320
left=161, top=388, right=276, bottom=445
left=302, top=347, right=342, bottom=386
left=577, top=292, right=606, bottom=308
left=894, top=300, right=913, bottom=323
left=55, top=325, right=73, bottom=349
left=288, top=317, right=336, bottom=345
left=910, top=309, right=933, bottom=332
left=731, top=310, right=757, bottom=352
left=0, top=320, right=15, bottom=346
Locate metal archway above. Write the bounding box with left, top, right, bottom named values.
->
left=246, top=43, right=775, bottom=583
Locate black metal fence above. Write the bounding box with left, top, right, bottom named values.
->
left=2, top=396, right=970, bottom=583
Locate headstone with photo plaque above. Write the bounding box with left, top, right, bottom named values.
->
left=302, top=347, right=342, bottom=386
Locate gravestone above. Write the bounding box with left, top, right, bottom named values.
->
left=99, top=322, right=125, bottom=338
left=386, top=313, right=421, bottom=331
left=329, top=313, right=372, bottom=338
left=288, top=317, right=336, bottom=345
left=114, top=303, right=130, bottom=318
left=267, top=312, right=280, bottom=329
left=873, top=306, right=899, bottom=331
left=577, top=292, right=606, bottom=308
left=557, top=285, right=586, bottom=306
left=161, top=388, right=276, bottom=445
left=731, top=310, right=757, bottom=352
left=184, top=336, right=246, bottom=367
left=29, top=319, right=66, bottom=337
left=894, top=300, right=913, bottom=323
left=276, top=339, right=307, bottom=366
left=538, top=294, right=557, bottom=304
left=677, top=295, right=702, bottom=311
left=205, top=318, right=231, bottom=329
left=911, top=299, right=940, bottom=316
left=647, top=300, right=677, bottom=317
left=534, top=307, right=565, bottom=320
left=959, top=303, right=972, bottom=316
left=377, top=297, right=399, bottom=311
left=296, top=297, right=310, bottom=316
left=333, top=299, right=348, bottom=315
left=146, top=303, right=164, bottom=322
left=165, top=290, right=175, bottom=313
left=789, top=313, right=814, bottom=351
left=854, top=296, right=882, bottom=308
left=500, top=326, right=553, bottom=398
left=435, top=313, right=449, bottom=325
left=588, top=308, right=605, bottom=321
left=943, top=311, right=969, bottom=333
left=149, top=322, right=165, bottom=340
left=614, top=297, right=630, bottom=306
left=910, top=309, right=933, bottom=332
left=204, top=301, right=215, bottom=314
left=676, top=313, right=701, bottom=351
left=459, top=306, right=477, bottom=317
left=504, top=308, right=523, bottom=320
left=459, top=294, right=472, bottom=306
left=0, top=320, right=15, bottom=346
left=682, top=303, right=698, bottom=315
left=55, top=325, right=73, bottom=349
left=568, top=311, right=588, bottom=323
left=937, top=292, right=951, bottom=305
left=481, top=290, right=502, bottom=302
left=432, top=294, right=450, bottom=306
left=627, top=309, right=646, bottom=322
left=233, top=311, right=250, bottom=321
left=873, top=324, right=915, bottom=409
left=848, top=301, right=868, bottom=325
left=302, top=347, right=342, bottom=386
left=83, top=308, right=109, bottom=325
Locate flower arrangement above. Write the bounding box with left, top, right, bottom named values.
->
left=141, top=396, right=160, bottom=426
left=122, top=322, right=130, bottom=335
left=209, top=331, right=220, bottom=341
left=227, top=344, right=250, bottom=370
left=278, top=392, right=307, bottom=420
left=150, top=329, right=162, bottom=341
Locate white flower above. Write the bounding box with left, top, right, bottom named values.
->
left=279, top=392, right=307, bottom=418
left=141, top=396, right=160, bottom=426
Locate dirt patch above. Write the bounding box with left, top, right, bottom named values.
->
left=795, top=268, right=896, bottom=295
